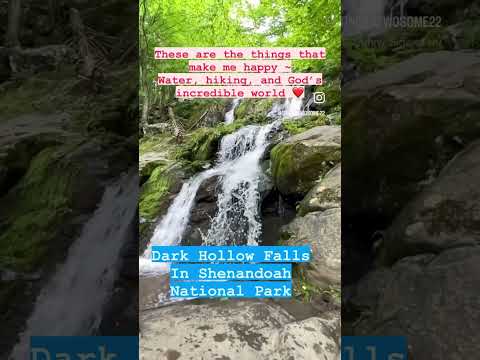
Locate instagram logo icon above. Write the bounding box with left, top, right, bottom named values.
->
left=313, top=92, right=326, bottom=104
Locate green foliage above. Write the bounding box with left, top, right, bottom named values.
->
left=293, top=266, right=340, bottom=303
left=140, top=134, right=173, bottom=153
left=457, top=20, right=480, bottom=49
left=283, top=114, right=329, bottom=135
left=140, top=0, right=342, bottom=108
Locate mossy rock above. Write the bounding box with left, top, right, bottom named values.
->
left=270, top=126, right=341, bottom=199
left=173, top=99, right=223, bottom=126
left=0, top=127, right=133, bottom=273
left=298, top=163, right=341, bottom=216
left=139, top=164, right=174, bottom=221
left=235, top=98, right=275, bottom=121
left=343, top=50, right=480, bottom=222
left=177, top=121, right=247, bottom=162
left=0, top=147, right=77, bottom=271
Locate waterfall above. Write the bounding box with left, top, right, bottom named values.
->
left=204, top=121, right=280, bottom=245
left=10, top=170, right=138, bottom=359
left=267, top=97, right=303, bottom=119
left=224, top=98, right=241, bottom=124
left=139, top=98, right=302, bottom=276
left=139, top=167, right=223, bottom=275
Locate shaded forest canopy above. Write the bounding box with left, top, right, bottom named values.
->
left=140, top=0, right=341, bottom=129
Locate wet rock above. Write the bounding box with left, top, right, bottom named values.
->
left=282, top=208, right=341, bottom=288
left=140, top=300, right=340, bottom=360
left=270, top=126, right=341, bottom=200
left=183, top=176, right=220, bottom=245
left=378, top=139, right=480, bottom=265
left=298, top=163, right=341, bottom=216
left=345, top=246, right=480, bottom=359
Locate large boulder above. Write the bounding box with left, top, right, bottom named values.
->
left=378, top=139, right=480, bottom=265
left=345, top=246, right=480, bottom=359
left=270, top=126, right=341, bottom=199
left=298, top=163, right=341, bottom=216
left=0, top=113, right=134, bottom=272
left=282, top=208, right=341, bottom=288
left=140, top=300, right=340, bottom=360
left=343, top=51, right=480, bottom=222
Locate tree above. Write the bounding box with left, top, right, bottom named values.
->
left=5, top=0, right=22, bottom=47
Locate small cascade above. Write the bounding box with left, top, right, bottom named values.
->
left=224, top=98, right=241, bottom=124
left=267, top=97, right=304, bottom=119
left=204, top=121, right=281, bottom=245
left=10, top=171, right=138, bottom=359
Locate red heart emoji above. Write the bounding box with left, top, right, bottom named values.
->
left=292, top=87, right=304, bottom=97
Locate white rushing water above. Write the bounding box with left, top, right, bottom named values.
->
left=267, top=97, right=304, bottom=119
left=10, top=171, right=138, bottom=359
left=139, top=98, right=303, bottom=276
left=204, top=121, right=280, bottom=245
left=224, top=98, right=241, bottom=124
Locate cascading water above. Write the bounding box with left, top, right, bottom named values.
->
left=224, top=98, right=241, bottom=124
left=139, top=97, right=303, bottom=276
left=204, top=122, right=280, bottom=245
left=267, top=97, right=304, bottom=119
left=10, top=171, right=138, bottom=359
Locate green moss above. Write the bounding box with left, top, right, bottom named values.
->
left=139, top=165, right=172, bottom=220
left=140, top=135, right=169, bottom=154
left=174, top=99, right=222, bottom=123
left=235, top=99, right=274, bottom=122
left=457, top=20, right=480, bottom=49
left=283, top=115, right=329, bottom=135
left=0, top=71, right=72, bottom=120
left=177, top=121, right=246, bottom=162
left=271, top=142, right=340, bottom=197
left=0, top=147, right=76, bottom=271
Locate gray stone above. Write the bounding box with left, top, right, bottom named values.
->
left=299, top=163, right=341, bottom=216
left=283, top=208, right=341, bottom=287
left=270, top=126, right=341, bottom=198
left=379, top=140, right=480, bottom=265
left=343, top=51, right=480, bottom=221
left=346, top=246, right=480, bottom=360
left=140, top=300, right=340, bottom=360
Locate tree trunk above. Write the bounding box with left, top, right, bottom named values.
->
left=6, top=0, right=22, bottom=47
left=140, top=87, right=150, bottom=135
left=48, top=0, right=58, bottom=31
